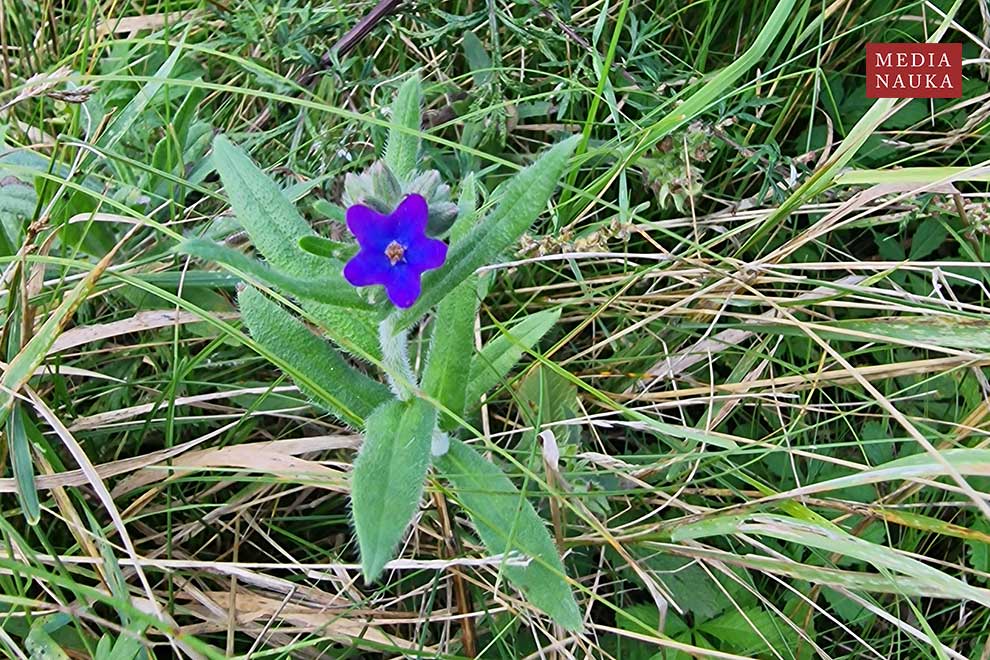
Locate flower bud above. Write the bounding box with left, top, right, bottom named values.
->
left=341, top=160, right=461, bottom=236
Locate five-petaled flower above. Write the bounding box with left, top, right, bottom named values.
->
left=342, top=194, right=448, bottom=308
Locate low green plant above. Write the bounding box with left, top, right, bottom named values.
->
left=180, top=76, right=582, bottom=630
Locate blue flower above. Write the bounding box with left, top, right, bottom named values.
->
left=342, top=194, right=448, bottom=308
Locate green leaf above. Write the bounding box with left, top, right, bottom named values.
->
left=860, top=421, right=895, bottom=466
left=298, top=235, right=354, bottom=260
left=0, top=175, right=34, bottom=253
left=638, top=554, right=735, bottom=622
left=99, top=42, right=183, bottom=154
left=437, top=438, right=582, bottom=630
left=0, top=241, right=116, bottom=427
left=674, top=513, right=990, bottom=607
left=8, top=404, right=39, bottom=526
left=698, top=607, right=798, bottom=656
left=394, top=135, right=579, bottom=327
left=96, top=632, right=144, bottom=660
left=909, top=218, right=947, bottom=260
left=312, top=199, right=346, bottom=222
left=212, top=134, right=329, bottom=277
left=352, top=398, right=435, bottom=581
left=455, top=173, right=479, bottom=235
left=212, top=134, right=380, bottom=357
left=463, top=31, right=493, bottom=87
left=966, top=519, right=990, bottom=578
left=238, top=286, right=389, bottom=426
left=384, top=76, right=422, bottom=181
left=745, top=316, right=990, bottom=351
left=465, top=309, right=561, bottom=407
left=179, top=239, right=370, bottom=309
left=518, top=364, right=579, bottom=446
left=26, top=620, right=70, bottom=660
left=422, top=176, right=480, bottom=428
left=822, top=587, right=874, bottom=625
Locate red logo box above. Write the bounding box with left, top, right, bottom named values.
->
left=866, top=43, right=962, bottom=98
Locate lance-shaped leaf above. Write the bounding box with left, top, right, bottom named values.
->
left=352, top=398, right=435, bottom=581
left=464, top=308, right=560, bottom=407
left=674, top=513, right=990, bottom=608
left=238, top=287, right=389, bottom=427
left=298, top=235, right=355, bottom=260
left=437, top=438, right=582, bottom=630
left=212, top=134, right=379, bottom=356
left=8, top=404, right=39, bottom=525
left=384, top=76, right=422, bottom=181
left=212, top=135, right=328, bottom=274
left=422, top=175, right=479, bottom=428
left=180, top=239, right=371, bottom=310
left=393, top=135, right=579, bottom=327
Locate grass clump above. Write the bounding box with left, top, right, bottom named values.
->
left=1, top=0, right=989, bottom=657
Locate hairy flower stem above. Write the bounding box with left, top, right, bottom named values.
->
left=378, top=316, right=417, bottom=401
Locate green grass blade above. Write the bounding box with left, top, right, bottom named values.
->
left=778, top=449, right=990, bottom=499
left=737, top=0, right=965, bottom=254
left=576, top=0, right=798, bottom=213
left=741, top=316, right=990, bottom=351
left=98, top=40, right=184, bottom=153
left=7, top=404, right=39, bottom=526
left=674, top=513, right=990, bottom=608
left=0, top=246, right=119, bottom=426
left=836, top=166, right=990, bottom=186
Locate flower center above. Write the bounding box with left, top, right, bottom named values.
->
left=385, top=240, right=406, bottom=265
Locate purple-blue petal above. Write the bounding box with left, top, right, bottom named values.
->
left=384, top=267, right=422, bottom=308
left=342, top=193, right=447, bottom=308
left=343, top=250, right=391, bottom=287
left=405, top=236, right=447, bottom=274
left=346, top=204, right=395, bottom=252
left=391, top=194, right=429, bottom=244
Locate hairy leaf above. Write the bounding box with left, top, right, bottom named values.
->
left=311, top=199, right=347, bottom=222
left=438, top=438, right=582, bottom=630
left=180, top=239, right=370, bottom=309
left=394, top=135, right=579, bottom=327
left=352, top=398, right=435, bottom=581
left=212, top=135, right=327, bottom=275
left=384, top=76, right=422, bottom=181
left=212, top=134, right=379, bottom=356
left=464, top=308, right=560, bottom=407
left=422, top=175, right=480, bottom=428
left=238, top=287, right=389, bottom=426
left=298, top=235, right=355, bottom=260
